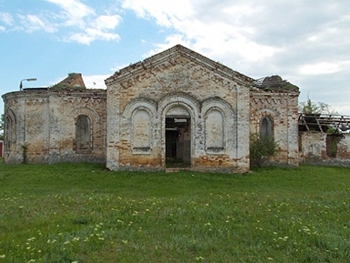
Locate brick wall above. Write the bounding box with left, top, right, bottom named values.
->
left=300, top=131, right=350, bottom=166
left=2, top=89, right=106, bottom=164
left=250, top=90, right=300, bottom=166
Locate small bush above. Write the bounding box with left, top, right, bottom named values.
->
left=250, top=133, right=278, bottom=168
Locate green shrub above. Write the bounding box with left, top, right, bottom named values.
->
left=250, top=133, right=278, bottom=168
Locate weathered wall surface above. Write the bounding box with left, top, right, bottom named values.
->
left=106, top=46, right=252, bottom=173
left=300, top=132, right=350, bottom=166
left=2, top=89, right=106, bottom=164
left=250, top=90, right=300, bottom=166
left=299, top=132, right=326, bottom=162
left=337, top=134, right=350, bottom=160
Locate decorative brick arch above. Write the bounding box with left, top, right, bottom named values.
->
left=122, top=98, right=157, bottom=119
left=255, top=108, right=279, bottom=120
left=5, top=108, right=16, bottom=124
left=255, top=108, right=278, bottom=137
left=202, top=97, right=234, bottom=119
left=158, top=93, right=200, bottom=119
left=201, top=97, right=235, bottom=153
left=4, top=108, right=17, bottom=154
left=158, top=93, right=201, bottom=167
left=69, top=107, right=101, bottom=153
left=70, top=106, right=100, bottom=125
left=122, top=98, right=157, bottom=154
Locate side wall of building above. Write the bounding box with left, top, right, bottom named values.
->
left=250, top=91, right=300, bottom=166
left=300, top=131, right=350, bottom=166
left=2, top=89, right=106, bottom=164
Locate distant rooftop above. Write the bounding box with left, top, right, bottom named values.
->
left=51, top=73, right=86, bottom=89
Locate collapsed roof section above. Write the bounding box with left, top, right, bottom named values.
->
left=299, top=113, right=350, bottom=133
left=252, top=75, right=299, bottom=92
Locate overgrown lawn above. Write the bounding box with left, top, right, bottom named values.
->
left=1, top=161, right=350, bottom=262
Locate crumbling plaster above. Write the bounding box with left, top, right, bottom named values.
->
left=300, top=131, right=350, bottom=166
left=2, top=89, right=106, bottom=164
left=105, top=45, right=252, bottom=173
left=250, top=91, right=300, bottom=166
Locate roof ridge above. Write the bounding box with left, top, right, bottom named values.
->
left=106, top=44, right=253, bottom=85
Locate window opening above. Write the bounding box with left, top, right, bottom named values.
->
left=75, top=115, right=92, bottom=153
left=260, top=116, right=273, bottom=138
left=5, top=116, right=15, bottom=151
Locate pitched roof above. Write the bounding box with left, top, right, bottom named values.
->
left=105, top=44, right=254, bottom=86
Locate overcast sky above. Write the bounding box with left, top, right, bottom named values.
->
left=1, top=0, right=350, bottom=115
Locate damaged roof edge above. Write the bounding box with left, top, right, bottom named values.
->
left=105, top=44, right=254, bottom=86
left=252, top=75, right=299, bottom=92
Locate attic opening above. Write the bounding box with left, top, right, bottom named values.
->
left=165, top=117, right=191, bottom=168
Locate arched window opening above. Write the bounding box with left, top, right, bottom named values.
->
left=205, top=109, right=224, bottom=151
left=260, top=116, right=273, bottom=138
left=5, top=116, right=15, bottom=151
left=132, top=109, right=151, bottom=153
left=75, top=115, right=92, bottom=153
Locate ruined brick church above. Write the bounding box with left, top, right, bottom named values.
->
left=2, top=45, right=300, bottom=172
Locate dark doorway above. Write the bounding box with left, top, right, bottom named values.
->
left=165, top=117, right=191, bottom=168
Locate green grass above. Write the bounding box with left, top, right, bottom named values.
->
left=1, top=161, right=350, bottom=262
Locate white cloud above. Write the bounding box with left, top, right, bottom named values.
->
left=83, top=74, right=109, bottom=89
left=45, top=0, right=95, bottom=28
left=45, top=0, right=122, bottom=44
left=68, top=27, right=120, bottom=45
left=0, top=12, right=14, bottom=25
left=120, top=1, right=350, bottom=67
left=122, top=0, right=194, bottom=27
left=121, top=0, right=282, bottom=67
left=299, top=62, right=341, bottom=75
left=299, top=59, right=350, bottom=76
left=93, top=15, right=121, bottom=30
left=1, top=0, right=122, bottom=44
left=66, top=13, right=122, bottom=44
left=18, top=14, right=57, bottom=33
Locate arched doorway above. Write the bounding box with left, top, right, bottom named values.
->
left=165, top=106, right=191, bottom=168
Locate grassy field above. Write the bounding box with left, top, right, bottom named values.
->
left=0, top=161, right=350, bottom=262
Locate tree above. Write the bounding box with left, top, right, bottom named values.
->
left=299, top=97, right=336, bottom=115
left=250, top=133, right=278, bottom=168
